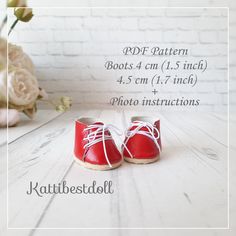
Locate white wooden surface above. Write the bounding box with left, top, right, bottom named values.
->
left=0, top=109, right=235, bottom=236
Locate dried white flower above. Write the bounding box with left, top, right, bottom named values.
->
left=8, top=43, right=35, bottom=75
left=8, top=66, right=39, bottom=106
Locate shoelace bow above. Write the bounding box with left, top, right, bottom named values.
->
left=123, top=121, right=161, bottom=158
left=83, top=124, right=130, bottom=167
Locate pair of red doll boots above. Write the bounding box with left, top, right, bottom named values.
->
left=74, top=117, right=162, bottom=171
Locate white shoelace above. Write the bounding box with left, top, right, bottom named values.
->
left=123, top=121, right=161, bottom=158
left=83, top=123, right=130, bottom=167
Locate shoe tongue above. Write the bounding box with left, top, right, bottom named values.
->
left=131, top=126, right=149, bottom=132
left=93, top=122, right=104, bottom=125
left=91, top=122, right=112, bottom=136
left=89, top=122, right=105, bottom=133
left=131, top=121, right=150, bottom=131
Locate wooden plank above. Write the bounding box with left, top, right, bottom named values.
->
left=7, top=109, right=100, bottom=228
left=1, top=110, right=231, bottom=234
left=0, top=129, right=7, bottom=147
left=36, top=111, right=227, bottom=228
left=159, top=112, right=227, bottom=175
left=175, top=113, right=227, bottom=146
left=8, top=110, right=61, bottom=144
left=0, top=110, right=62, bottom=193
left=0, top=110, right=60, bottom=147
left=0, top=142, right=8, bottom=236
left=0, top=109, right=60, bottom=236
left=33, top=109, right=125, bottom=228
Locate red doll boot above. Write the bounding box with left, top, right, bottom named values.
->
left=123, top=116, right=162, bottom=164
left=74, top=118, right=123, bottom=170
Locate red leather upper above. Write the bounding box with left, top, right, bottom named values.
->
left=123, top=119, right=161, bottom=159
left=74, top=120, right=122, bottom=165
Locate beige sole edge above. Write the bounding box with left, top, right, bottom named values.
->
left=74, top=157, right=123, bottom=171
left=124, top=156, right=159, bottom=164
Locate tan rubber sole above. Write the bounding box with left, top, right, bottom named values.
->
left=124, top=155, right=159, bottom=164
left=74, top=157, right=123, bottom=171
